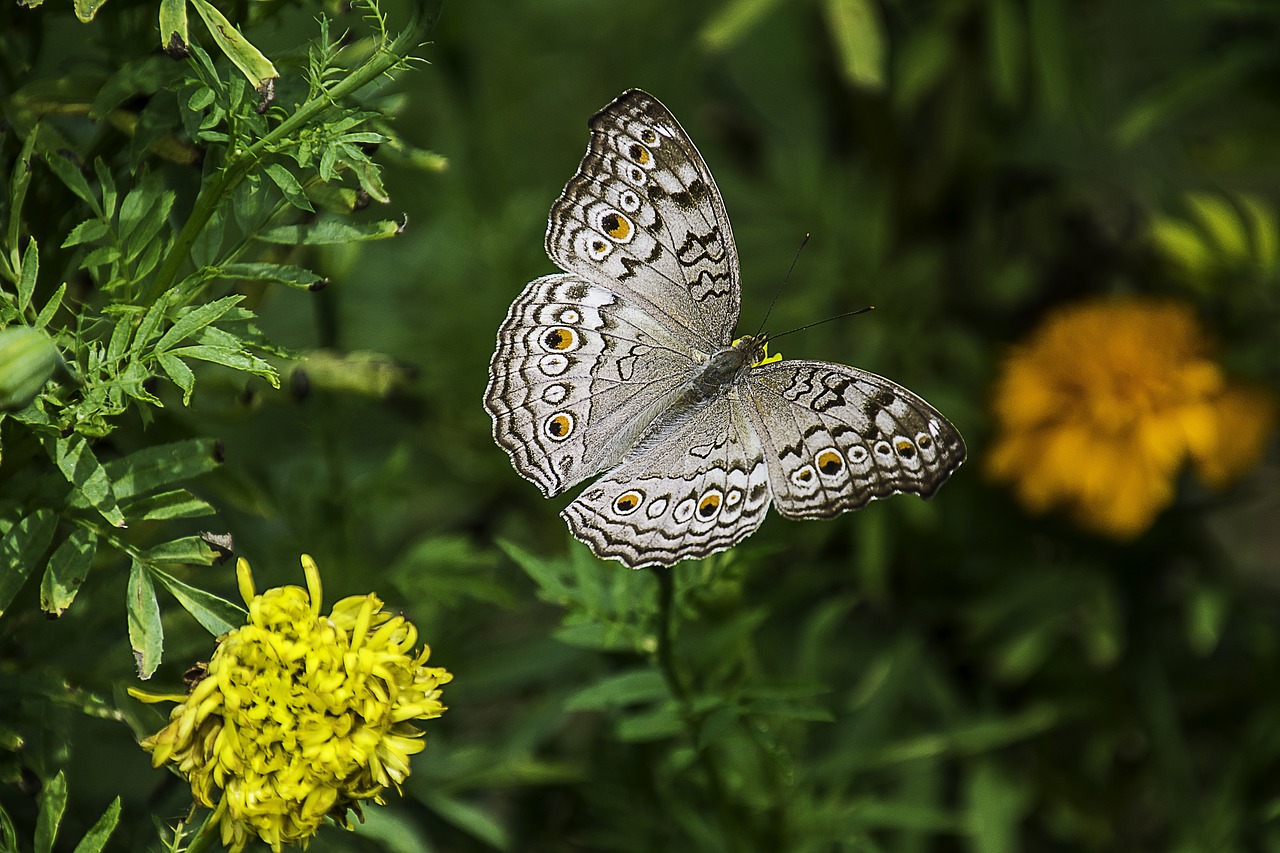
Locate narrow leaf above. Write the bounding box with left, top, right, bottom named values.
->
left=157, top=353, right=195, bottom=403
left=121, top=489, right=216, bottom=521
left=219, top=262, right=322, bottom=289
left=256, top=218, right=403, bottom=245
left=158, top=0, right=189, bottom=56
left=188, top=0, right=279, bottom=88
left=48, top=434, right=126, bottom=528
left=62, top=219, right=109, bottom=248
left=0, top=510, right=58, bottom=618
left=34, top=283, right=67, bottom=330
left=40, top=527, right=97, bottom=616
left=164, top=345, right=278, bottom=385
left=18, top=240, right=39, bottom=313
left=142, top=536, right=221, bottom=566
left=71, top=797, right=121, bottom=853
left=824, top=0, right=886, bottom=91
left=127, top=559, right=163, bottom=679
left=34, top=770, right=67, bottom=853
left=40, top=147, right=102, bottom=218
left=151, top=567, right=244, bottom=636
left=564, top=670, right=669, bottom=712
left=102, top=438, right=222, bottom=500
left=264, top=164, right=314, bottom=211
left=153, top=295, right=243, bottom=352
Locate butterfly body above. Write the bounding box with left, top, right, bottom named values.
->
left=485, top=90, right=965, bottom=568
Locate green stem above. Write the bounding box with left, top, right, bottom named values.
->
left=178, top=807, right=220, bottom=853
left=143, top=8, right=426, bottom=305
left=650, top=567, right=747, bottom=853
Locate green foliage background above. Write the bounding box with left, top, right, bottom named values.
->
left=2, top=0, right=1279, bottom=850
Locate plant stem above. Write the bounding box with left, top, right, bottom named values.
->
left=143, top=7, right=426, bottom=305
left=651, top=567, right=748, bottom=853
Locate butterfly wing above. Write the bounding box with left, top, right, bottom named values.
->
left=743, top=361, right=966, bottom=518
left=484, top=273, right=700, bottom=497
left=545, top=89, right=740, bottom=349
left=561, top=395, right=772, bottom=568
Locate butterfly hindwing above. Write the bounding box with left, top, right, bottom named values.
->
left=561, top=396, right=772, bottom=568
left=545, top=89, right=740, bottom=349
left=743, top=361, right=966, bottom=519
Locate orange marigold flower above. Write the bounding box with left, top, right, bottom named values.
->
left=130, top=555, right=452, bottom=852
left=987, top=298, right=1275, bottom=538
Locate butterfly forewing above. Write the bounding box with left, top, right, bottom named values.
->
left=485, top=273, right=699, bottom=496
left=545, top=89, right=740, bottom=350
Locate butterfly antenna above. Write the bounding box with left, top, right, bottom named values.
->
left=768, top=306, right=875, bottom=341
left=754, top=232, right=810, bottom=337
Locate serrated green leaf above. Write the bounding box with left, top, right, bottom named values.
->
left=265, top=163, right=314, bottom=211
left=40, top=527, right=97, bottom=616
left=121, top=489, right=215, bottom=521
left=189, top=0, right=279, bottom=87
left=62, top=219, right=109, bottom=248
left=151, top=567, right=244, bottom=636
left=157, top=353, right=195, bottom=403
left=153, top=295, right=243, bottom=352
left=824, top=0, right=886, bottom=91
left=40, top=146, right=102, bottom=218
left=142, top=536, right=221, bottom=566
left=35, top=283, right=66, bottom=330
left=71, top=797, right=121, bottom=853
left=48, top=434, right=126, bottom=528
left=164, top=344, right=278, bottom=385
left=127, top=559, right=163, bottom=678
left=7, top=129, right=39, bottom=251
left=256, top=218, right=403, bottom=245
left=218, top=262, right=322, bottom=289
left=18, top=240, right=39, bottom=313
left=34, top=770, right=67, bottom=853
left=564, top=669, right=669, bottom=712
left=0, top=510, right=57, bottom=619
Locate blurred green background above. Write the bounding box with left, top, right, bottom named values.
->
left=4, top=0, right=1280, bottom=850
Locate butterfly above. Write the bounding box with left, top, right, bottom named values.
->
left=484, top=90, right=965, bottom=568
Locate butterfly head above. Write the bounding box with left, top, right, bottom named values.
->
left=731, top=335, right=782, bottom=369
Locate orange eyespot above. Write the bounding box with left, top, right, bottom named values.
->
left=614, top=490, right=643, bottom=515
left=640, top=128, right=658, bottom=144
left=697, top=491, right=722, bottom=519
left=895, top=438, right=917, bottom=459
left=545, top=413, right=574, bottom=440
left=601, top=211, right=632, bottom=242
left=542, top=327, right=578, bottom=352
left=628, top=142, right=651, bottom=165
left=816, top=449, right=844, bottom=475
left=917, top=435, right=933, bottom=449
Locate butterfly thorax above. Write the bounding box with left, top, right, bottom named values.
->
left=689, top=335, right=767, bottom=402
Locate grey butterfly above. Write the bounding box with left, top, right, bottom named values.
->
left=484, top=89, right=965, bottom=569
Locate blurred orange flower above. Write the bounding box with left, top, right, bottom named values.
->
left=987, top=298, right=1275, bottom=538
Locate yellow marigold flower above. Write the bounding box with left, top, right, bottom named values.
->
left=987, top=298, right=1275, bottom=538
left=130, top=555, right=452, bottom=852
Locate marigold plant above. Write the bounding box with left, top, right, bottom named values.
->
left=987, top=297, right=1275, bottom=538
left=131, top=555, right=452, bottom=852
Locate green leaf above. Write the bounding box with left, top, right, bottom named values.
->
left=34, top=770, right=67, bottom=853
left=188, top=0, right=279, bottom=87
left=102, top=438, right=222, bottom=500
left=48, top=434, right=126, bottom=527
left=17, top=239, right=39, bottom=313
left=7, top=129, right=39, bottom=251
left=157, top=353, right=195, bottom=403
left=0, top=510, right=58, bottom=618
left=164, top=344, right=278, bottom=384
left=420, top=793, right=511, bottom=851
left=62, top=219, right=109, bottom=248
left=34, top=283, right=66, bottom=330
left=264, top=163, right=314, bottom=211
left=151, top=567, right=245, bottom=636
left=256, top=218, right=403, bottom=245
left=158, top=0, right=189, bottom=55
left=986, top=0, right=1024, bottom=107
left=615, top=702, right=682, bottom=742
left=142, top=536, right=221, bottom=566
left=121, top=489, right=215, bottom=521
left=219, top=262, right=322, bottom=289
left=71, top=797, right=121, bottom=853
left=0, top=803, right=17, bottom=853
left=965, top=761, right=1030, bottom=853
left=73, top=0, right=109, bottom=23
left=40, top=146, right=102, bottom=218
left=824, top=0, right=886, bottom=91
left=127, top=559, right=163, bottom=679
left=564, top=669, right=669, bottom=712
left=153, top=295, right=243, bottom=352
left=40, top=527, right=97, bottom=616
